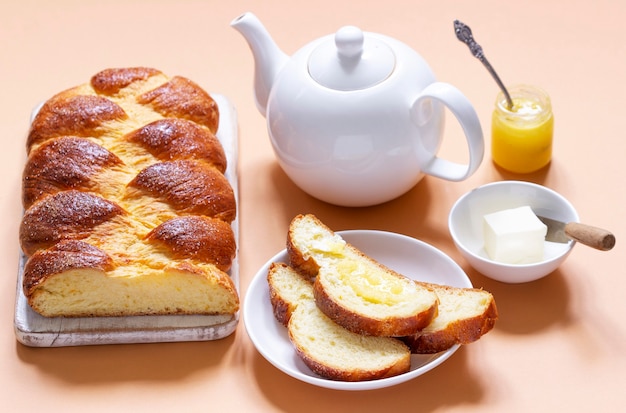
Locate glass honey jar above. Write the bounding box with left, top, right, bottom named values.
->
left=491, top=85, right=554, bottom=173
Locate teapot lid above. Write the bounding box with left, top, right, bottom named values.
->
left=308, top=26, right=395, bottom=91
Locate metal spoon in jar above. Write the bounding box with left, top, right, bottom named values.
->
left=453, top=20, right=513, bottom=109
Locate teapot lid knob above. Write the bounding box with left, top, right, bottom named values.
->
left=335, top=26, right=363, bottom=58
left=308, top=26, right=395, bottom=91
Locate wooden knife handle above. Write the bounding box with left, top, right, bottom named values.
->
left=564, top=222, right=616, bottom=251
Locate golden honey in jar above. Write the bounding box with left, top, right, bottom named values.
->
left=491, top=85, right=554, bottom=173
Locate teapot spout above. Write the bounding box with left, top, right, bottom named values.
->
left=231, top=12, right=289, bottom=115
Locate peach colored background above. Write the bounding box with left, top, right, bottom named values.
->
left=1, top=1, right=624, bottom=412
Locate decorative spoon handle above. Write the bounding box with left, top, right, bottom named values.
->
left=454, top=20, right=513, bottom=109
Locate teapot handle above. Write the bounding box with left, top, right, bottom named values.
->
left=411, top=82, right=484, bottom=181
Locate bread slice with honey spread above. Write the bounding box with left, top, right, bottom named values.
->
left=286, top=214, right=439, bottom=337
left=267, top=262, right=411, bottom=381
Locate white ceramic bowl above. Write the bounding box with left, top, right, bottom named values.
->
left=448, top=181, right=579, bottom=283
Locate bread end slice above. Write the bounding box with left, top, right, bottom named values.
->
left=401, top=283, right=498, bottom=353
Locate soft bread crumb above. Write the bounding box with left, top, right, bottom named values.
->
left=289, top=302, right=411, bottom=381
left=30, top=267, right=238, bottom=317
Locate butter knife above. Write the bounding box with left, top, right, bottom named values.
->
left=536, top=215, right=615, bottom=251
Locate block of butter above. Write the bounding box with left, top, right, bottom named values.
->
left=483, top=206, right=548, bottom=264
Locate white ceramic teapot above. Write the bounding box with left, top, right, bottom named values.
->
left=232, top=12, right=484, bottom=206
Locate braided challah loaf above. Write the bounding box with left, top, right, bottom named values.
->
left=19, top=67, right=239, bottom=317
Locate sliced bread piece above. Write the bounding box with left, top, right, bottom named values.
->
left=286, top=214, right=438, bottom=337
left=401, top=282, right=498, bottom=354
left=289, top=301, right=411, bottom=382
left=267, top=262, right=411, bottom=381
left=267, top=262, right=314, bottom=326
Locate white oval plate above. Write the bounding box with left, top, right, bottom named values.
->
left=243, top=230, right=472, bottom=391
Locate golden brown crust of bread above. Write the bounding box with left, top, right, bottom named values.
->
left=27, top=94, right=128, bottom=150
left=126, top=118, right=227, bottom=173
left=268, top=288, right=293, bottom=327
left=291, top=345, right=410, bottom=382
left=286, top=236, right=321, bottom=276
left=22, top=137, right=124, bottom=208
left=401, top=284, right=498, bottom=354
left=312, top=277, right=438, bottom=337
left=137, top=76, right=219, bottom=134
left=145, top=216, right=236, bottom=272
left=401, top=309, right=497, bottom=353
left=19, top=190, right=126, bottom=256
left=267, top=263, right=300, bottom=326
left=267, top=262, right=316, bottom=326
left=127, top=160, right=235, bottom=222
left=20, top=67, right=238, bottom=317
left=90, top=67, right=162, bottom=95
